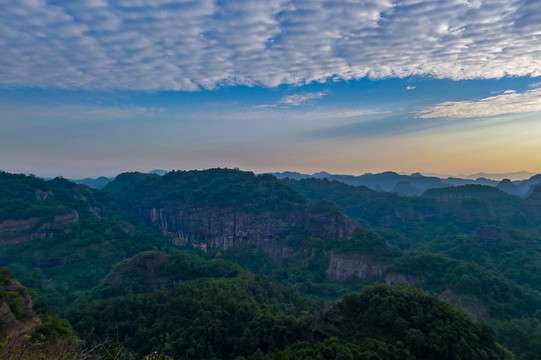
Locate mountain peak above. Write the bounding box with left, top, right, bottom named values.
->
left=148, top=169, right=168, bottom=176
left=312, top=171, right=332, bottom=178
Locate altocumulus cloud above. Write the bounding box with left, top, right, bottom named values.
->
left=1, top=0, right=541, bottom=90
left=418, top=88, right=541, bottom=119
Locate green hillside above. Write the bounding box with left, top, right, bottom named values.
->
left=104, top=169, right=307, bottom=213
left=0, top=170, right=540, bottom=359
left=0, top=172, right=167, bottom=307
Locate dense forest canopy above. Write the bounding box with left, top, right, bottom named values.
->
left=0, top=169, right=539, bottom=359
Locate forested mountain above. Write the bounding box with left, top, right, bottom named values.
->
left=0, top=171, right=167, bottom=307
left=67, top=279, right=514, bottom=360
left=282, top=178, right=541, bottom=291
left=0, top=169, right=540, bottom=359
left=0, top=266, right=77, bottom=359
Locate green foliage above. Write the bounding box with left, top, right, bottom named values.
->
left=307, top=200, right=344, bottom=218
left=282, top=178, right=534, bottom=245
left=32, top=313, right=74, bottom=341
left=220, top=245, right=281, bottom=277
left=256, top=337, right=414, bottom=360
left=2, top=229, right=167, bottom=307
left=0, top=172, right=55, bottom=222
left=87, top=249, right=243, bottom=300
left=324, top=284, right=514, bottom=360
left=218, top=242, right=369, bottom=300
left=104, top=169, right=308, bottom=213
left=1, top=170, right=538, bottom=359
left=67, top=275, right=321, bottom=360
left=421, top=227, right=541, bottom=292
left=319, top=229, right=402, bottom=261
left=0, top=337, right=79, bottom=360
left=0, top=174, right=168, bottom=308
left=388, top=252, right=541, bottom=319
left=0, top=172, right=48, bottom=199
left=3, top=291, right=29, bottom=320
left=493, top=313, right=541, bottom=360
left=424, top=184, right=504, bottom=198
left=0, top=268, right=84, bottom=360
left=0, top=267, right=33, bottom=322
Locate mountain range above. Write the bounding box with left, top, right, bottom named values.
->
left=67, top=169, right=541, bottom=197
left=268, top=170, right=541, bottom=197
left=0, top=168, right=540, bottom=359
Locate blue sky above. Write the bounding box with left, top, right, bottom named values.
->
left=1, top=0, right=541, bottom=178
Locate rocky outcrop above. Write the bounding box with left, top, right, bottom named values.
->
left=439, top=289, right=490, bottom=320
left=31, top=211, right=79, bottom=240
left=35, top=189, right=52, bottom=201
left=0, top=218, right=41, bottom=244
left=146, top=206, right=354, bottom=261
left=325, top=257, right=424, bottom=284
left=0, top=279, right=40, bottom=339
left=325, top=253, right=386, bottom=281
left=384, top=272, right=422, bottom=286
left=0, top=211, right=79, bottom=244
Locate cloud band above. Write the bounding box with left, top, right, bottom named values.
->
left=1, top=0, right=541, bottom=90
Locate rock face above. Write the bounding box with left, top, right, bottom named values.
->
left=439, top=289, right=490, bottom=320
left=326, top=253, right=386, bottom=281
left=0, top=278, right=40, bottom=339
left=0, top=211, right=79, bottom=244
left=146, top=206, right=354, bottom=261
left=324, top=256, right=425, bottom=284
left=384, top=272, right=422, bottom=286
left=0, top=218, right=41, bottom=244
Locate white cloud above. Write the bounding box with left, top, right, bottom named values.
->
left=280, top=92, right=327, bottom=106
left=1, top=0, right=541, bottom=90
left=191, top=106, right=387, bottom=124
left=406, top=86, right=416, bottom=90
left=252, top=104, right=277, bottom=109
left=418, top=87, right=541, bottom=118
left=254, top=91, right=327, bottom=108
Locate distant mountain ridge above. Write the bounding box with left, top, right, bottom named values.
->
left=268, top=170, right=541, bottom=197
left=462, top=171, right=538, bottom=181
left=70, top=169, right=168, bottom=189
left=55, top=168, right=541, bottom=195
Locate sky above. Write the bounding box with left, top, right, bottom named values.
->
left=1, top=0, right=541, bottom=178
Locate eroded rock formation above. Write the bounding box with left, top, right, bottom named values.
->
left=0, top=210, right=78, bottom=244
left=145, top=206, right=354, bottom=261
